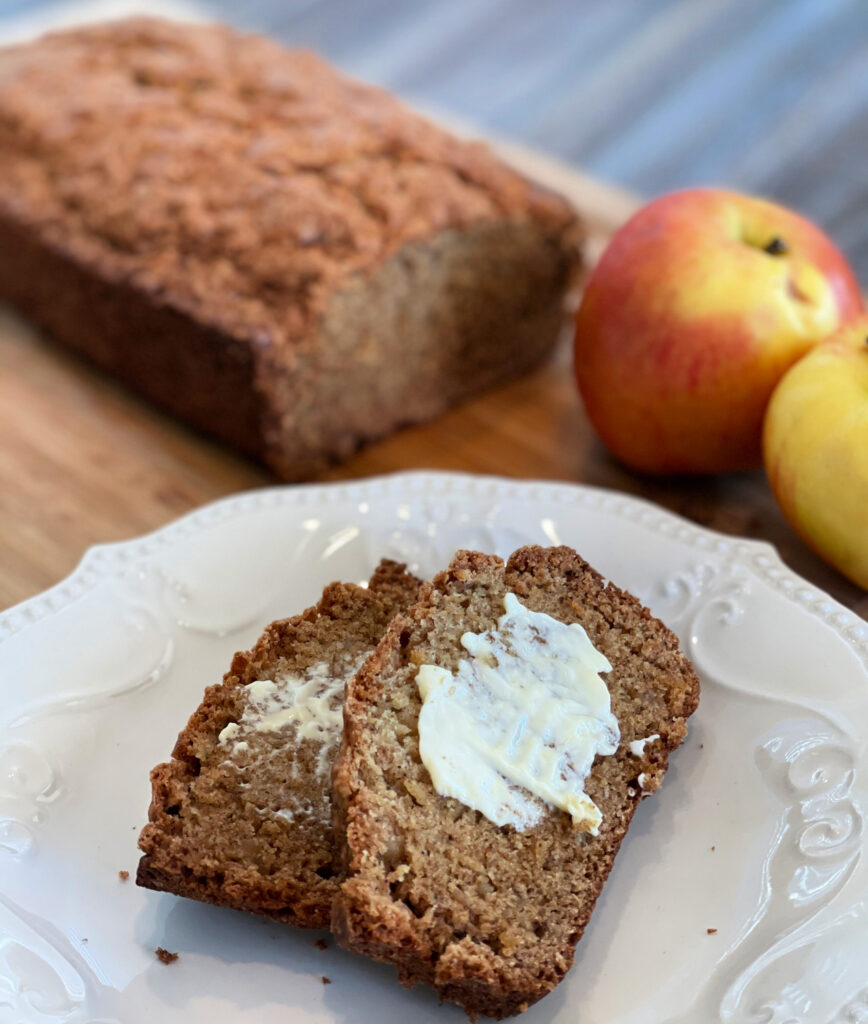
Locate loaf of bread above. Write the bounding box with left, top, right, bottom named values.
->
left=137, top=560, right=420, bottom=928
left=0, top=18, right=581, bottom=479
left=332, top=546, right=700, bottom=1018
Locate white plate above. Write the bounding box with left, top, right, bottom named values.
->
left=1, top=471, right=867, bottom=1024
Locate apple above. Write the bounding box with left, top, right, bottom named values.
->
left=574, top=189, right=863, bottom=473
left=764, top=319, right=868, bottom=590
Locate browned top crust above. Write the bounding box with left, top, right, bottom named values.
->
left=0, top=17, right=576, bottom=347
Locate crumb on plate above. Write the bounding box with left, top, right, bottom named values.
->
left=155, top=947, right=179, bottom=964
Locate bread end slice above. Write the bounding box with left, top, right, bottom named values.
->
left=332, top=546, right=700, bottom=1017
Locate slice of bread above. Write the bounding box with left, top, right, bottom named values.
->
left=332, top=546, right=700, bottom=1018
left=137, top=559, right=420, bottom=928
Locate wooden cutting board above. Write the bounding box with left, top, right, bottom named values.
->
left=0, top=141, right=864, bottom=619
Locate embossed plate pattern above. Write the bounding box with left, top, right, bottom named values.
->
left=1, top=472, right=866, bottom=1024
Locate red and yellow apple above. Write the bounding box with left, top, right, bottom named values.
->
left=574, top=189, right=863, bottom=474
left=764, top=319, right=868, bottom=590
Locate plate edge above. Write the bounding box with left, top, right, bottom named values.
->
left=0, top=471, right=865, bottom=668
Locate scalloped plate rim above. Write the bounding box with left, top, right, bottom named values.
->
left=1, top=471, right=863, bottom=661
left=2, top=469, right=867, bottom=1024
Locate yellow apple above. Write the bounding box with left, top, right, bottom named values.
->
left=764, top=319, right=868, bottom=590
left=574, top=189, right=863, bottom=473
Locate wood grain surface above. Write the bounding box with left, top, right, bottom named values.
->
left=0, top=158, right=864, bottom=619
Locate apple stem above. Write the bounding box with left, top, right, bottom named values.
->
left=764, top=237, right=789, bottom=256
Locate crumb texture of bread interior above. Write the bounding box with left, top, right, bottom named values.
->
left=332, top=546, right=700, bottom=1019
left=137, top=560, right=420, bottom=929
left=0, top=18, right=582, bottom=479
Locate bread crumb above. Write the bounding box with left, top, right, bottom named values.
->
left=155, top=947, right=179, bottom=964
left=315, top=938, right=328, bottom=950
left=497, top=927, right=522, bottom=956
left=118, top=870, right=129, bottom=881
left=706, top=928, right=717, bottom=935
left=321, top=976, right=331, bottom=985
left=711, top=845, right=716, bottom=852
left=387, top=862, right=411, bottom=883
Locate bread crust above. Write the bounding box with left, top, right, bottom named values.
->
left=332, top=546, right=700, bottom=1018
left=0, top=18, right=582, bottom=478
left=137, top=560, right=420, bottom=928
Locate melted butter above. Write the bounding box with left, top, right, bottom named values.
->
left=416, top=593, right=619, bottom=835
left=629, top=734, right=660, bottom=757
left=218, top=656, right=364, bottom=777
